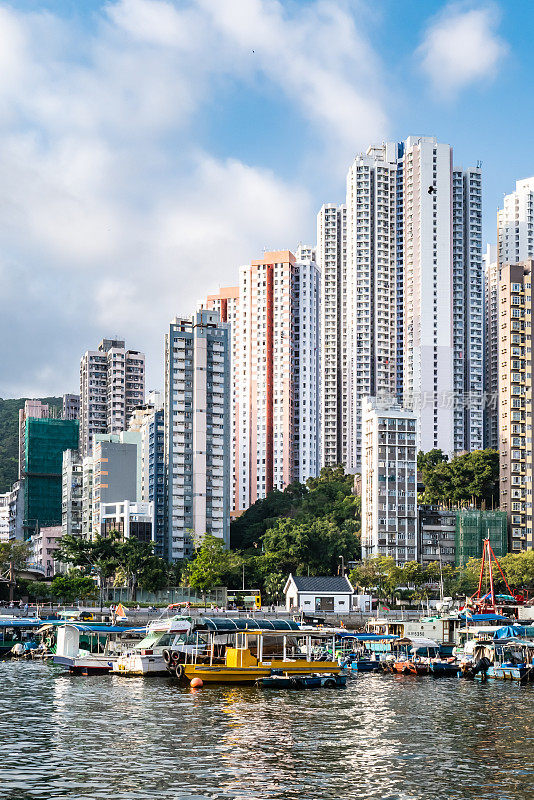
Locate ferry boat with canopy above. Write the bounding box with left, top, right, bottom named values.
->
left=165, top=617, right=341, bottom=684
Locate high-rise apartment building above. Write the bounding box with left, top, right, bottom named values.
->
left=62, top=449, right=83, bottom=538
left=80, top=436, right=140, bottom=540
left=21, top=417, right=79, bottom=539
left=316, top=204, right=347, bottom=467
left=79, top=338, right=145, bottom=457
left=451, top=166, right=483, bottom=452
left=62, top=394, right=80, bottom=421
left=361, top=398, right=418, bottom=565
left=18, top=399, right=51, bottom=479
left=321, top=137, right=482, bottom=469
left=484, top=244, right=499, bottom=449
left=0, top=494, right=10, bottom=543
left=498, top=260, right=534, bottom=552
left=498, top=178, right=534, bottom=265
left=345, top=143, right=400, bottom=470
left=205, top=250, right=320, bottom=513
left=128, top=395, right=165, bottom=557
left=164, top=309, right=231, bottom=560
left=204, top=287, right=240, bottom=514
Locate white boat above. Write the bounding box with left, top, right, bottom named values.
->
left=111, top=615, right=194, bottom=676
left=53, top=623, right=145, bottom=674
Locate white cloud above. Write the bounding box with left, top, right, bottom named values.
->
left=418, top=3, right=508, bottom=97
left=0, top=0, right=387, bottom=397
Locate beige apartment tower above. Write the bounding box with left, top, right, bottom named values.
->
left=499, top=260, right=534, bottom=552
left=79, top=338, right=145, bottom=457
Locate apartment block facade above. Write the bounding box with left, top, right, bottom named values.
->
left=79, top=338, right=145, bottom=457
left=164, top=309, right=231, bottom=560
left=321, top=137, right=482, bottom=470
left=316, top=203, right=347, bottom=467
left=484, top=244, right=499, bottom=449
left=205, top=250, right=320, bottom=513
left=498, top=178, right=534, bottom=265
left=361, top=398, right=418, bottom=565
left=498, top=260, right=534, bottom=552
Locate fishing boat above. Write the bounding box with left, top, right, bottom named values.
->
left=166, top=617, right=341, bottom=685
left=336, top=632, right=398, bottom=672
left=257, top=673, right=347, bottom=689
left=0, top=619, right=43, bottom=657
left=53, top=623, right=145, bottom=674
left=386, top=637, right=440, bottom=675
left=111, top=615, right=194, bottom=676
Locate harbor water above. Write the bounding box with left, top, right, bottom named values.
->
left=1, top=660, right=533, bottom=800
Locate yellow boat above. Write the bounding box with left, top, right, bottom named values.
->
left=168, top=617, right=341, bottom=685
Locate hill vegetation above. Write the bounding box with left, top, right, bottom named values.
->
left=0, top=397, right=62, bottom=493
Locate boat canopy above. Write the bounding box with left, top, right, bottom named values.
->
left=398, top=636, right=439, bottom=649
left=0, top=619, right=46, bottom=628
left=336, top=632, right=399, bottom=641
left=60, top=624, right=145, bottom=634
left=459, top=613, right=510, bottom=622
left=196, top=617, right=300, bottom=632
left=493, top=625, right=534, bottom=639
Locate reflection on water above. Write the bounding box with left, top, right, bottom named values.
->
left=0, top=661, right=533, bottom=800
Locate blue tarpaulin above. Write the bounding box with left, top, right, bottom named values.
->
left=493, top=625, right=534, bottom=639
left=460, top=613, right=510, bottom=622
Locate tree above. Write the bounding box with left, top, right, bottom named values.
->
left=50, top=571, right=97, bottom=604
left=418, top=449, right=499, bottom=507
left=261, top=517, right=359, bottom=577
left=186, top=535, right=242, bottom=603
left=349, top=556, right=402, bottom=601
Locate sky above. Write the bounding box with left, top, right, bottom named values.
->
left=1, top=0, right=533, bottom=398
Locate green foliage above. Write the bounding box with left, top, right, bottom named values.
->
left=56, top=532, right=173, bottom=600
left=185, top=535, right=242, bottom=596
left=418, top=448, right=499, bottom=507
left=0, top=541, right=31, bottom=574
left=230, top=466, right=361, bottom=597
left=50, top=570, right=97, bottom=603
left=0, top=397, right=62, bottom=493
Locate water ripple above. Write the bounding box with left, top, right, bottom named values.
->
left=0, top=662, right=533, bottom=800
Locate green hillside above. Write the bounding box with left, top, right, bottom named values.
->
left=0, top=397, right=62, bottom=493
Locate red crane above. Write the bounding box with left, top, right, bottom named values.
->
left=471, top=538, right=514, bottom=612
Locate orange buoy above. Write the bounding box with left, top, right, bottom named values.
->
left=190, top=677, right=204, bottom=688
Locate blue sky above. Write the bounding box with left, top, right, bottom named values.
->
left=0, top=0, right=532, bottom=396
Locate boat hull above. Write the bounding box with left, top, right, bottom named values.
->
left=111, top=654, right=167, bottom=676
left=258, top=674, right=346, bottom=689
left=475, top=664, right=534, bottom=683
left=53, top=655, right=114, bottom=674
left=181, top=659, right=340, bottom=685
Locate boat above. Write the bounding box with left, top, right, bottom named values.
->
left=464, top=638, right=534, bottom=683
left=336, top=632, right=399, bottom=672
left=111, top=615, right=194, bottom=676
left=0, top=618, right=44, bottom=657
left=257, top=673, right=347, bottom=689
left=386, top=637, right=441, bottom=676
left=53, top=623, right=145, bottom=674
left=165, top=617, right=341, bottom=685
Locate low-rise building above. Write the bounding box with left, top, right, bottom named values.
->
left=284, top=575, right=354, bottom=614
left=28, top=525, right=62, bottom=578
left=0, top=493, right=10, bottom=542
left=362, top=398, right=418, bottom=565
left=99, top=501, right=154, bottom=543
left=418, top=506, right=457, bottom=569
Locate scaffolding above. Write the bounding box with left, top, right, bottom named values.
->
left=23, top=417, right=79, bottom=538
left=455, top=509, right=508, bottom=568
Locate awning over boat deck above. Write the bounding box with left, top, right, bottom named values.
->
left=0, top=619, right=45, bottom=628
left=196, top=617, right=300, bottom=632
left=397, top=637, right=439, bottom=649
left=337, top=633, right=399, bottom=641
left=60, top=624, right=145, bottom=634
